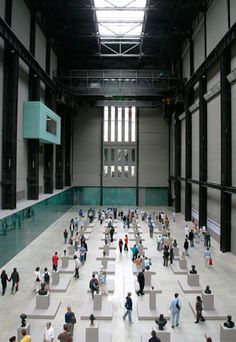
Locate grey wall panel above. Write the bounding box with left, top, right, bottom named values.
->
left=40, top=81, right=45, bottom=103
left=231, top=194, right=236, bottom=255
left=206, top=0, right=228, bottom=55
left=169, top=115, right=175, bottom=177
left=139, top=108, right=169, bottom=187
left=16, top=59, right=29, bottom=199
left=50, top=48, right=57, bottom=79
left=180, top=119, right=186, bottom=178
left=192, top=110, right=199, bottom=180
left=230, top=0, right=236, bottom=25
left=182, top=44, right=190, bottom=79
left=39, top=144, right=44, bottom=193
left=207, top=63, right=220, bottom=90
left=73, top=107, right=101, bottom=186
left=0, top=38, right=4, bottom=208
left=193, top=16, right=205, bottom=71
left=207, top=188, right=221, bottom=237
left=181, top=181, right=185, bottom=215
left=12, top=0, right=30, bottom=50
left=191, top=183, right=199, bottom=211
left=231, top=82, right=236, bottom=186
left=231, top=41, right=236, bottom=70
left=35, top=24, right=46, bottom=71
left=0, top=0, right=5, bottom=18
left=207, top=95, right=221, bottom=183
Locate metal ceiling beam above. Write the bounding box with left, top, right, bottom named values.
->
left=0, top=17, right=56, bottom=92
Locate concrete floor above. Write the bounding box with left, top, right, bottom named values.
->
left=2, top=205, right=236, bottom=342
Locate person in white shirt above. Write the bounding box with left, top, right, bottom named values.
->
left=184, top=225, right=189, bottom=238
left=43, top=321, right=54, bottom=342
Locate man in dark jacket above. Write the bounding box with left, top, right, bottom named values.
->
left=122, top=292, right=133, bottom=324
left=10, top=267, right=20, bottom=293
left=136, top=269, right=145, bottom=296
left=148, top=330, right=161, bottom=342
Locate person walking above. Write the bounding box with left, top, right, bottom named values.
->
left=65, top=306, right=76, bottom=341
left=184, top=238, right=189, bottom=256
left=43, top=321, right=54, bottom=342
left=52, top=252, right=59, bottom=271
left=118, top=238, right=123, bottom=253
left=136, top=269, right=145, bottom=296
left=123, top=292, right=133, bottom=324
left=58, top=324, right=70, bottom=342
left=10, top=267, right=20, bottom=294
left=169, top=247, right=174, bottom=265
left=189, top=229, right=194, bottom=247
left=79, top=244, right=86, bottom=265
left=195, top=296, right=205, bottom=323
left=169, top=293, right=182, bottom=328
left=163, top=246, right=170, bottom=266
left=204, top=247, right=211, bottom=268
left=89, top=274, right=99, bottom=299
left=63, top=229, right=68, bottom=244
left=43, top=268, right=50, bottom=290
left=1, top=269, right=9, bottom=295
left=73, top=255, right=80, bottom=278
left=124, top=234, right=129, bottom=251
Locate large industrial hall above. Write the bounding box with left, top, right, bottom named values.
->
left=1, top=0, right=236, bottom=341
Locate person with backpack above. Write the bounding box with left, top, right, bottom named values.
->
left=122, top=292, right=133, bottom=324
left=43, top=267, right=50, bottom=290
left=89, top=274, right=99, bottom=299
left=65, top=306, right=76, bottom=341
left=169, top=293, right=182, bottom=328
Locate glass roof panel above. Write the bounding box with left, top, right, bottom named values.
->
left=96, top=10, right=144, bottom=21
left=94, top=0, right=146, bottom=39
left=98, top=23, right=142, bottom=36
left=94, top=0, right=146, bottom=8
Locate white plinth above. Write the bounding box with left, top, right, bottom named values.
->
left=178, top=279, right=202, bottom=293
left=36, top=293, right=50, bottom=309
left=61, top=256, right=69, bottom=268
left=137, top=296, right=170, bottom=320
left=220, top=324, right=236, bottom=341
left=202, top=292, right=214, bottom=310
left=86, top=324, right=98, bottom=342
left=187, top=274, right=200, bottom=286
left=51, top=271, right=60, bottom=285
left=68, top=245, right=75, bottom=256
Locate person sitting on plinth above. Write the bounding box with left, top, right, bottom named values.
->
left=155, top=313, right=167, bottom=330
left=223, top=315, right=235, bottom=328
left=189, top=265, right=197, bottom=274
left=38, top=282, right=48, bottom=295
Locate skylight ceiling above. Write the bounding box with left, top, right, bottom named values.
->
left=94, top=0, right=147, bottom=39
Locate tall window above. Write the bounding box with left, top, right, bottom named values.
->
left=131, top=107, right=136, bottom=142
left=103, top=106, right=136, bottom=180
left=104, top=107, right=108, bottom=142
left=110, top=107, right=115, bottom=142
left=124, top=108, right=129, bottom=142
left=117, top=108, right=122, bottom=142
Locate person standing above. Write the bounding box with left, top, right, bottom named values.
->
left=172, top=212, right=176, bottom=222
left=79, top=244, right=87, bottom=265
left=63, top=229, right=68, bottom=244
left=58, top=324, right=70, bottom=342
left=52, top=252, right=59, bottom=272
left=73, top=255, right=80, bottom=278
left=43, top=268, right=50, bottom=290
left=184, top=239, right=189, bottom=256
left=10, top=267, right=20, bottom=294
left=189, top=229, right=194, bottom=247
left=110, top=226, right=115, bottom=242
left=169, top=247, right=174, bottom=265
left=118, top=238, right=123, bottom=253
left=148, top=330, right=161, bottom=342
left=123, top=292, right=133, bottom=324
left=136, top=269, right=145, bottom=296
left=169, top=293, right=182, bottom=328
left=65, top=306, right=76, bottom=341
left=163, top=246, right=170, bottom=267
left=34, top=266, right=41, bottom=293
left=124, top=234, right=129, bottom=251
left=195, top=296, right=205, bottom=323
left=20, top=329, right=31, bottom=342
left=43, top=321, right=54, bottom=342
left=1, top=269, right=9, bottom=295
